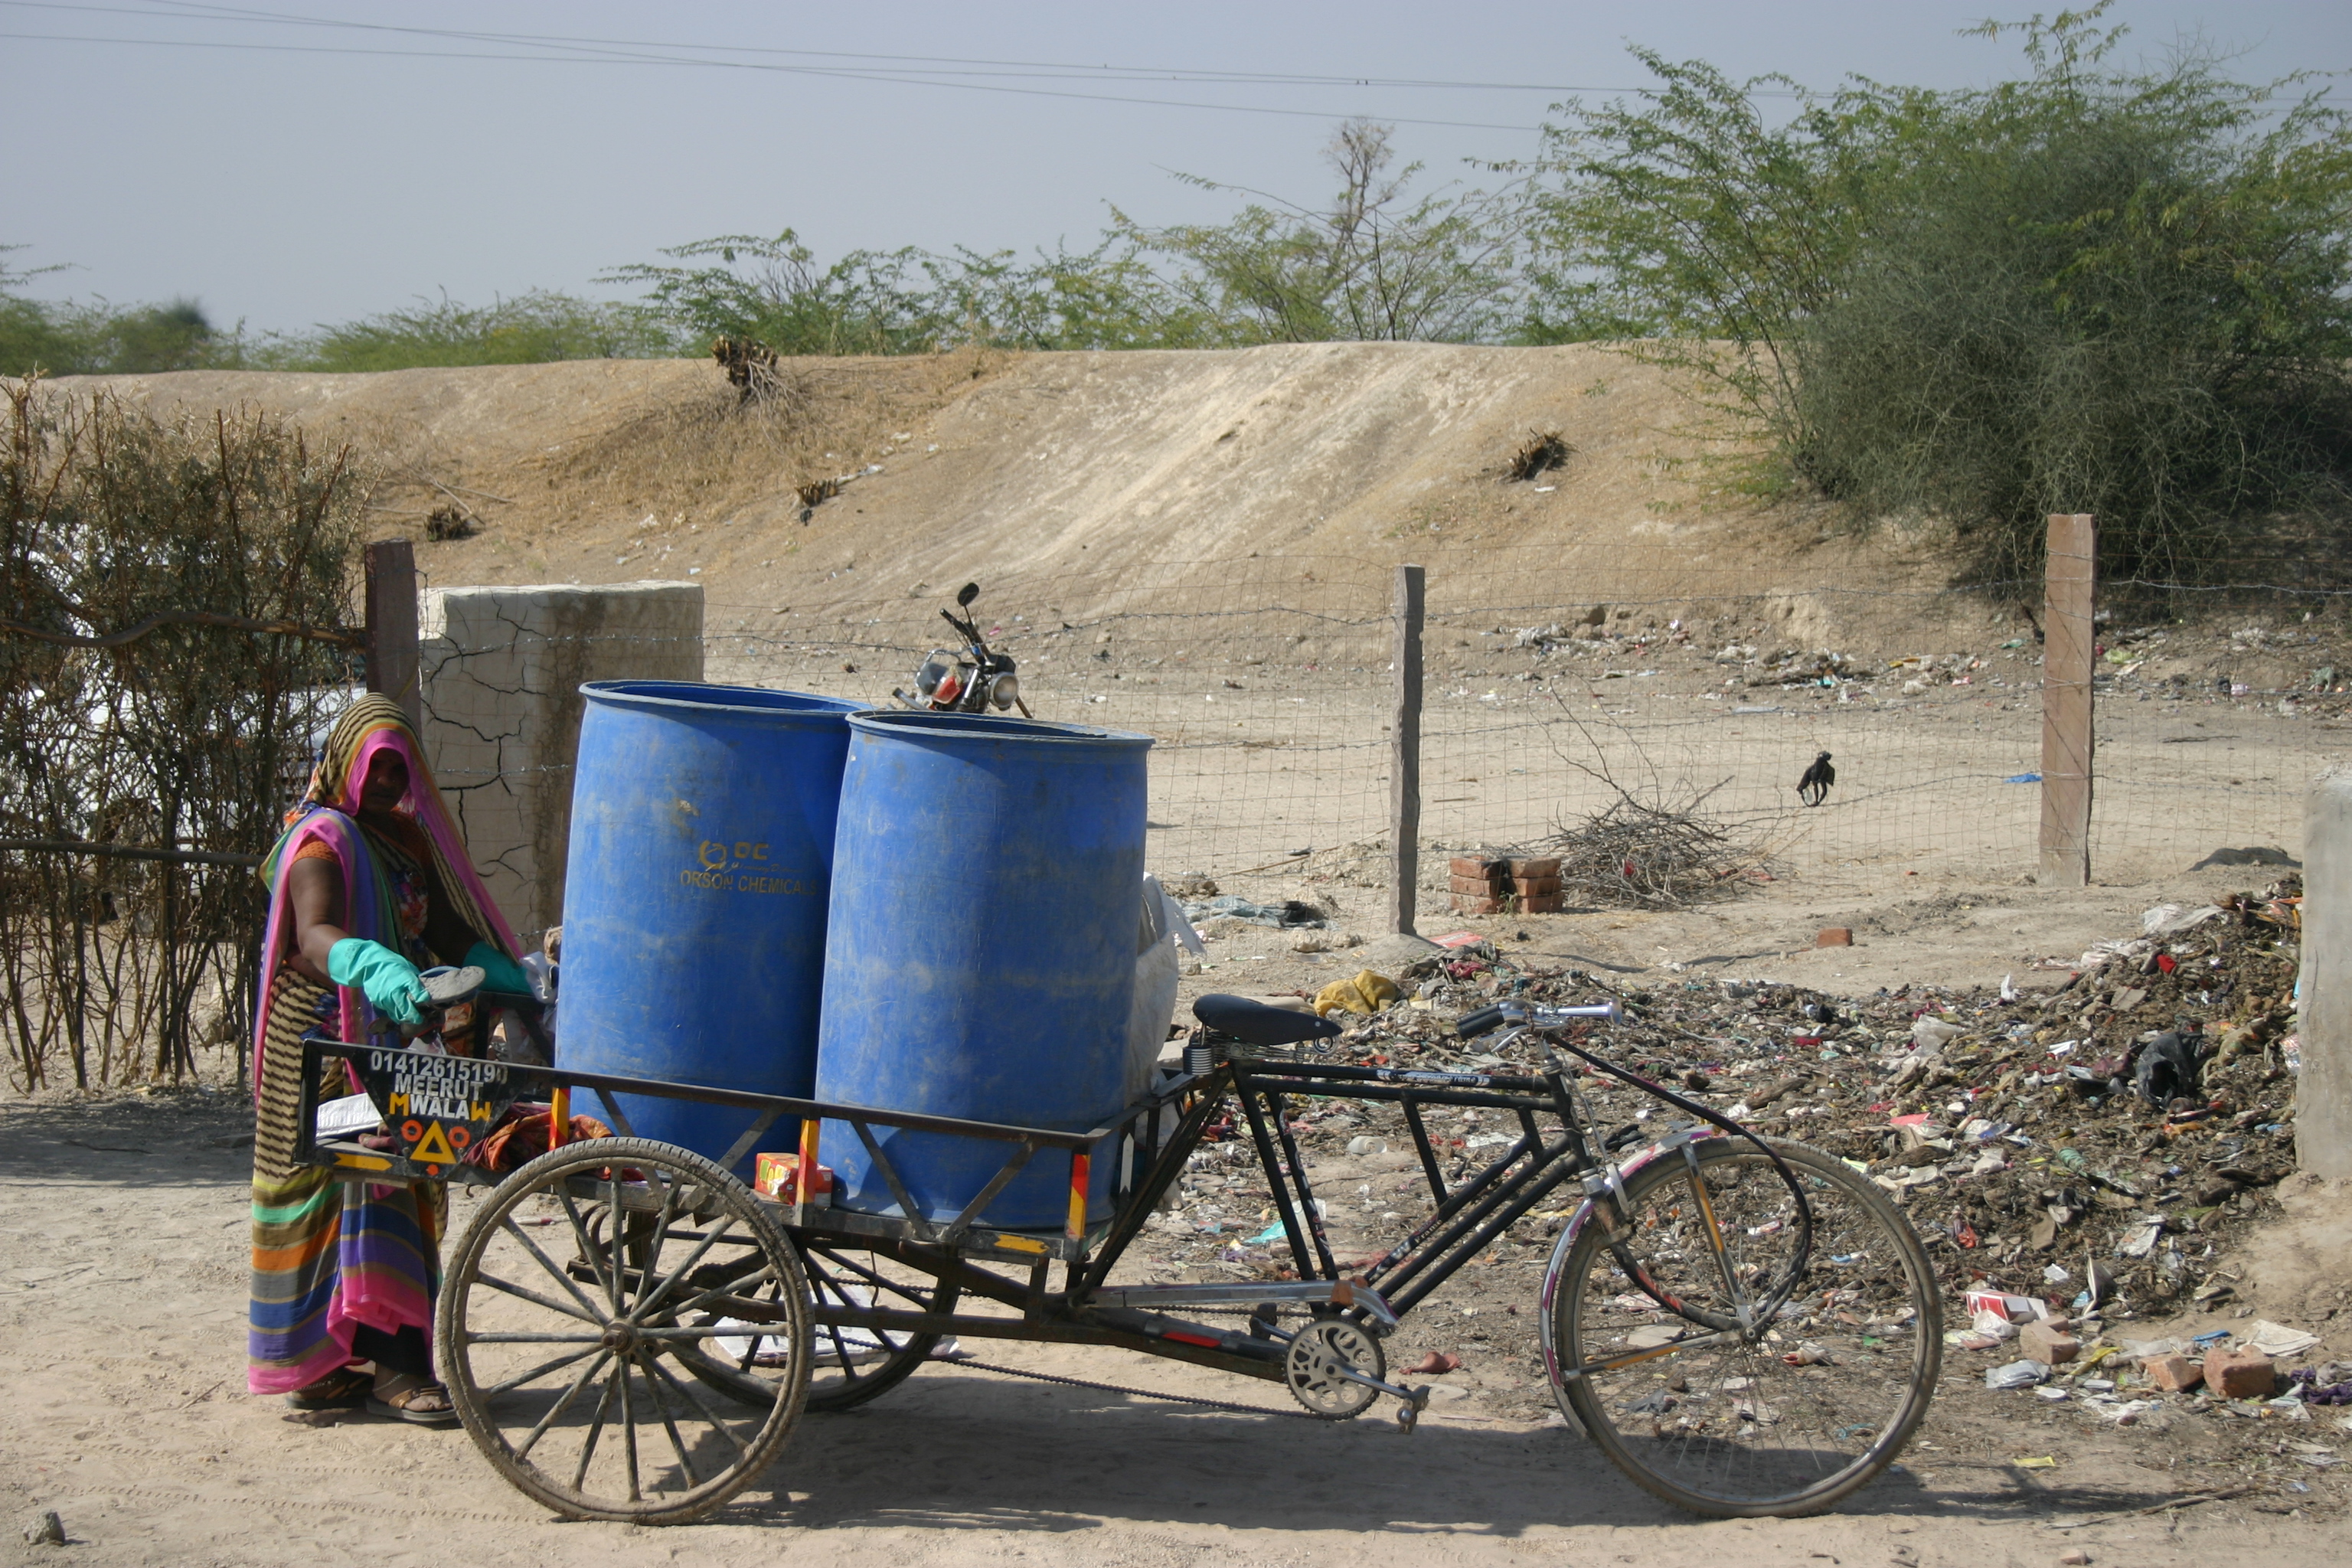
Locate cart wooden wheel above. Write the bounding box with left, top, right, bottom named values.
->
left=437, top=1137, right=811, bottom=1524
left=798, top=1241, right=962, bottom=1411
left=677, top=1240, right=961, bottom=1413
left=1545, top=1137, right=1941, bottom=1518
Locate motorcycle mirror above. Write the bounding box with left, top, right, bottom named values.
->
left=956, top=582, right=980, bottom=608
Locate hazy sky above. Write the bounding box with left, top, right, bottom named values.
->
left=4, top=0, right=2347, bottom=334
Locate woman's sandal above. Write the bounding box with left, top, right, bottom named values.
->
left=367, top=1383, right=460, bottom=1426
left=284, top=1367, right=372, bottom=1410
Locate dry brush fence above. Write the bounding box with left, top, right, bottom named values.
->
left=1, top=379, right=365, bottom=1091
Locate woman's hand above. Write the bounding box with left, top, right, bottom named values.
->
left=464, top=941, right=531, bottom=996
left=326, top=939, right=430, bottom=1026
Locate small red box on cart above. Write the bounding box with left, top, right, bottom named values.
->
left=754, top=1152, right=833, bottom=1207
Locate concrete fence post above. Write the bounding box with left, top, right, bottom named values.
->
left=2298, top=769, right=2352, bottom=1178
left=417, top=581, right=704, bottom=943
left=362, top=540, right=422, bottom=732
left=1389, top=564, right=1426, bottom=936
left=2038, top=514, right=2096, bottom=887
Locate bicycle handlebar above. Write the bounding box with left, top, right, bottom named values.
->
left=1455, top=999, right=1622, bottom=1040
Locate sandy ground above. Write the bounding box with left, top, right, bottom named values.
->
left=5, top=1055, right=2350, bottom=1568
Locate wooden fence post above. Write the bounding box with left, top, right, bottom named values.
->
left=1390, top=564, right=1426, bottom=936
left=2039, top=514, right=2096, bottom=887
left=364, top=539, right=422, bottom=731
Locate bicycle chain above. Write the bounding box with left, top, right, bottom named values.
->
left=952, top=1356, right=1318, bottom=1419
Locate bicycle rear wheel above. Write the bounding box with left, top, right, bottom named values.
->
left=1547, top=1137, right=1940, bottom=1517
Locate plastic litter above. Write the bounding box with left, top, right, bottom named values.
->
left=1987, top=1360, right=2050, bottom=1390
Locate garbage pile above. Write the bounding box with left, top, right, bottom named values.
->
left=1147, top=879, right=2318, bottom=1428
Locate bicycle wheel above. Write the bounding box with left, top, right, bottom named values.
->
left=677, top=1240, right=961, bottom=1413
left=1547, top=1136, right=1941, bottom=1517
left=438, top=1137, right=812, bottom=1524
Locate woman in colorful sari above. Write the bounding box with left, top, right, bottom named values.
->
left=248, top=694, right=531, bottom=1423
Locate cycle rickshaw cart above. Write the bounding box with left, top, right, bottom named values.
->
left=290, top=989, right=1942, bottom=1526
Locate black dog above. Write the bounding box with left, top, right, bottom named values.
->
left=1796, top=751, right=1835, bottom=806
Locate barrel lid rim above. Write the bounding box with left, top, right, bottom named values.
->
left=844, top=709, right=1153, bottom=746
left=580, top=679, right=868, bottom=720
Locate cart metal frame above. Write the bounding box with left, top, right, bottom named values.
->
left=287, top=994, right=1940, bottom=1524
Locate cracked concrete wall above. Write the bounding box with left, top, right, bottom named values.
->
left=420, top=581, right=704, bottom=942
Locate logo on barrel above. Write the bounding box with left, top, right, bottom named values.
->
left=682, top=838, right=821, bottom=896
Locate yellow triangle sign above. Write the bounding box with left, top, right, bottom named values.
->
left=410, top=1121, right=458, bottom=1167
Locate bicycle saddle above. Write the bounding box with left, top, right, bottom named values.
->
left=1191, top=994, right=1342, bottom=1047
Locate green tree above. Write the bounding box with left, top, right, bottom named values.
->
left=602, top=229, right=1191, bottom=354
left=1792, top=15, right=2352, bottom=579
left=1118, top=119, right=1527, bottom=345
left=263, top=290, right=678, bottom=371
left=0, top=253, right=222, bottom=376
left=1527, top=4, right=2352, bottom=580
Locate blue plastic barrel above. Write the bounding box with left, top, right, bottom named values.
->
left=557, top=681, right=864, bottom=1171
left=815, top=711, right=1152, bottom=1227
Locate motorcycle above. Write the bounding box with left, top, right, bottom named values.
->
left=896, top=581, right=1031, bottom=717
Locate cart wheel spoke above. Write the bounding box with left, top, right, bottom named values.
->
left=463, top=1331, right=609, bottom=1344
left=618, top=1355, right=643, bottom=1503
left=1547, top=1137, right=1941, bottom=1518
left=441, top=1137, right=809, bottom=1524
left=498, top=1215, right=607, bottom=1320
left=514, top=1348, right=612, bottom=1461
left=570, top=1363, right=622, bottom=1491
left=557, top=1190, right=620, bottom=1315
left=642, top=1346, right=751, bottom=1460
left=482, top=1345, right=603, bottom=1399
left=637, top=1352, right=706, bottom=1488
left=472, top=1272, right=603, bottom=1324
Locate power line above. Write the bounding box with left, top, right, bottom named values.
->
left=0, top=28, right=1546, bottom=132
left=0, top=0, right=1833, bottom=129
left=17, top=1, right=2344, bottom=117
left=39, top=0, right=1769, bottom=96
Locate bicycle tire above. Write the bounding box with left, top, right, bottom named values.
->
left=1546, top=1136, right=1941, bottom=1517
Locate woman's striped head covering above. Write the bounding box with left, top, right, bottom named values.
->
left=253, top=693, right=523, bottom=1088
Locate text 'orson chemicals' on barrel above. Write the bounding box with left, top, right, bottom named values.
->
left=557, top=681, right=864, bottom=1171
left=815, top=710, right=1152, bottom=1228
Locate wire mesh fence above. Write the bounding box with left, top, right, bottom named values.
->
left=688, top=547, right=2339, bottom=906
left=9, top=524, right=2336, bottom=1092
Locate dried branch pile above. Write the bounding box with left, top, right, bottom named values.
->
left=1531, top=788, right=1761, bottom=908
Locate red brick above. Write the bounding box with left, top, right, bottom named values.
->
left=1452, top=894, right=1503, bottom=915
left=2203, top=1346, right=2277, bottom=1400
left=1520, top=893, right=1564, bottom=914
left=2018, top=1321, right=2080, bottom=1365
left=1816, top=926, right=1854, bottom=948
left=1449, top=857, right=1505, bottom=881
left=2140, top=1353, right=2201, bottom=1392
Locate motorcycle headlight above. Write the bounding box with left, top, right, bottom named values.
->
left=988, top=672, right=1021, bottom=711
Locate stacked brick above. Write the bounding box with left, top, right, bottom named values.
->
left=1449, top=856, right=1563, bottom=915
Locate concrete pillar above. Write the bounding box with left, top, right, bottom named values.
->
left=2298, top=769, right=2352, bottom=1178
left=419, top=581, right=703, bottom=942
